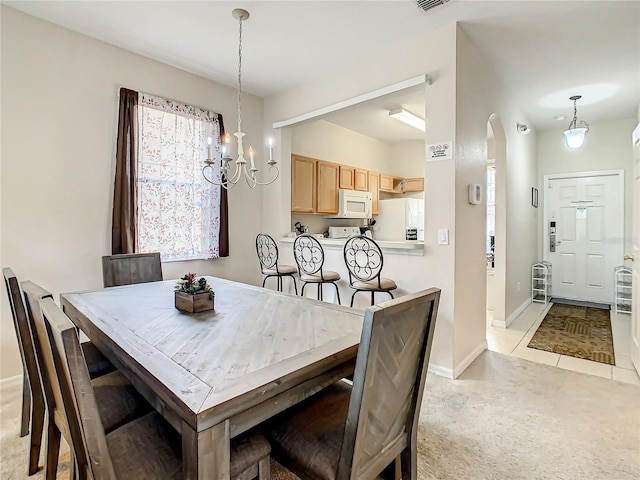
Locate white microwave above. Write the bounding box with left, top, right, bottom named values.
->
left=325, top=189, right=372, bottom=219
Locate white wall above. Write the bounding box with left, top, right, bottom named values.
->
left=455, top=28, right=538, bottom=362
left=264, top=24, right=459, bottom=375
left=0, top=7, right=265, bottom=379
left=263, top=22, right=538, bottom=378
left=537, top=118, right=636, bottom=259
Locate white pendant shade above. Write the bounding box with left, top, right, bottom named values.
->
left=564, top=127, right=587, bottom=149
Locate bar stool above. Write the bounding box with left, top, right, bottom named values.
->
left=343, top=235, right=397, bottom=307
left=293, top=234, right=341, bottom=304
left=256, top=233, right=298, bottom=294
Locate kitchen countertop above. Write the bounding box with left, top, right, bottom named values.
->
left=280, top=236, right=424, bottom=256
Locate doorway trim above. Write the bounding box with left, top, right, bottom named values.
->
left=543, top=169, right=625, bottom=302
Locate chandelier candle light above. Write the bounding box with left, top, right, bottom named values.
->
left=563, top=95, right=589, bottom=149
left=202, top=8, right=279, bottom=189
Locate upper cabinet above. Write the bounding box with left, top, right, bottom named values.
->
left=291, top=154, right=317, bottom=213
left=354, top=168, right=368, bottom=191
left=403, top=177, right=424, bottom=193
left=339, top=165, right=355, bottom=189
left=291, top=154, right=423, bottom=215
left=316, top=161, right=340, bottom=214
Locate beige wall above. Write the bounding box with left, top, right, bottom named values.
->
left=537, top=118, right=637, bottom=259
left=264, top=24, right=459, bottom=375
left=0, top=7, right=265, bottom=379
left=455, top=28, right=538, bottom=360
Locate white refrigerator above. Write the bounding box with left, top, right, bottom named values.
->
left=374, top=197, right=424, bottom=241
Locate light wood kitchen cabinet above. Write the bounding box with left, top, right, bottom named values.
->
left=291, top=154, right=317, bottom=213
left=354, top=168, right=368, bottom=191
left=369, top=171, right=380, bottom=216
left=379, top=174, right=396, bottom=192
left=316, top=161, right=339, bottom=214
left=339, top=165, right=355, bottom=189
left=403, top=177, right=424, bottom=192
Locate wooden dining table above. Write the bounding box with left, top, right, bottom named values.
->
left=61, top=277, right=363, bottom=480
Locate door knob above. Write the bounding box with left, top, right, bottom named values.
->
left=624, top=254, right=635, bottom=261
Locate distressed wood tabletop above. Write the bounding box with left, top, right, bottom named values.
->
left=61, top=277, right=363, bottom=480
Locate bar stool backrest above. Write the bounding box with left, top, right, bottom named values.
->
left=293, top=234, right=325, bottom=276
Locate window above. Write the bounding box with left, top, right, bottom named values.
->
left=136, top=94, right=223, bottom=261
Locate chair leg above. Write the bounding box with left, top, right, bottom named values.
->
left=318, top=284, right=322, bottom=301
left=334, top=283, right=341, bottom=305
left=20, top=372, right=30, bottom=437
left=45, top=419, right=61, bottom=480
left=28, top=388, right=46, bottom=475
left=291, top=276, right=298, bottom=295
left=262, top=276, right=267, bottom=288
left=350, top=290, right=358, bottom=308
left=371, top=291, right=375, bottom=306
left=258, top=457, right=270, bottom=480
left=388, top=291, right=395, bottom=300
left=277, top=276, right=282, bottom=292
left=301, top=282, right=307, bottom=297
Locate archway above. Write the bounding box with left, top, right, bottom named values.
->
left=487, top=114, right=507, bottom=326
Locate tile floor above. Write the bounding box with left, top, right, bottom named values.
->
left=486, top=301, right=640, bottom=386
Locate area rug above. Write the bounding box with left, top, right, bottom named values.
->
left=527, top=303, right=615, bottom=365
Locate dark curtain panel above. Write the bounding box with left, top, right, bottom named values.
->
left=218, top=113, right=230, bottom=257
left=112, top=88, right=139, bottom=254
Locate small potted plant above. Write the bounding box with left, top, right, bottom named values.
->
left=174, top=273, right=215, bottom=313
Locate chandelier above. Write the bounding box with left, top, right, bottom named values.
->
left=563, top=95, right=589, bottom=149
left=203, top=8, right=279, bottom=189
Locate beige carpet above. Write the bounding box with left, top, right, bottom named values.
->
left=2, top=351, right=639, bottom=479
left=528, top=303, right=615, bottom=365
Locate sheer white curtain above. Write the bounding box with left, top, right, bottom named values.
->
left=136, top=94, right=222, bottom=261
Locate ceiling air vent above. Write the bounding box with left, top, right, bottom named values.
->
left=416, top=0, right=450, bottom=12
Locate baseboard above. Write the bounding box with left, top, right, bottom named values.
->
left=428, top=364, right=454, bottom=379
left=493, top=297, right=531, bottom=328
left=0, top=374, right=22, bottom=388
left=453, top=341, right=487, bottom=379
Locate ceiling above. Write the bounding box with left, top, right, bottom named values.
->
left=6, top=0, right=639, bottom=142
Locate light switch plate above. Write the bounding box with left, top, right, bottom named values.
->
left=438, top=228, right=449, bottom=245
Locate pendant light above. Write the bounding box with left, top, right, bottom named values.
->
left=202, top=9, right=279, bottom=189
left=563, top=95, right=589, bottom=149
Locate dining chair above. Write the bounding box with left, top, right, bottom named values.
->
left=256, top=233, right=298, bottom=294
left=40, top=297, right=272, bottom=480
left=3, top=268, right=46, bottom=475
left=265, top=288, right=441, bottom=480
left=22, top=281, right=153, bottom=480
left=293, top=234, right=341, bottom=304
left=101, top=252, right=163, bottom=288
left=343, top=235, right=397, bottom=307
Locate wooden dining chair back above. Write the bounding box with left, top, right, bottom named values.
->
left=40, top=297, right=117, bottom=480
left=40, top=296, right=272, bottom=480
left=293, top=234, right=341, bottom=304
left=2, top=268, right=46, bottom=475
left=102, top=252, right=163, bottom=288
left=343, top=235, right=397, bottom=307
left=24, top=282, right=152, bottom=480
left=256, top=233, right=298, bottom=294
left=266, top=288, right=441, bottom=480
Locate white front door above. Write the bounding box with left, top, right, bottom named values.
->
left=544, top=172, right=624, bottom=304
left=631, top=124, right=640, bottom=375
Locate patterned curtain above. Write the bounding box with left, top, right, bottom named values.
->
left=136, top=94, right=223, bottom=261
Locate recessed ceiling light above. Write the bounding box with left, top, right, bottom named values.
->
left=554, top=115, right=566, bottom=121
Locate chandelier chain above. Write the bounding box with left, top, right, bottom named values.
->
left=237, top=16, right=243, bottom=134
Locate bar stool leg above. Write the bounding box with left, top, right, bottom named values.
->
left=371, top=291, right=375, bottom=306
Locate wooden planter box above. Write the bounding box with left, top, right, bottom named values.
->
left=175, top=291, right=214, bottom=313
